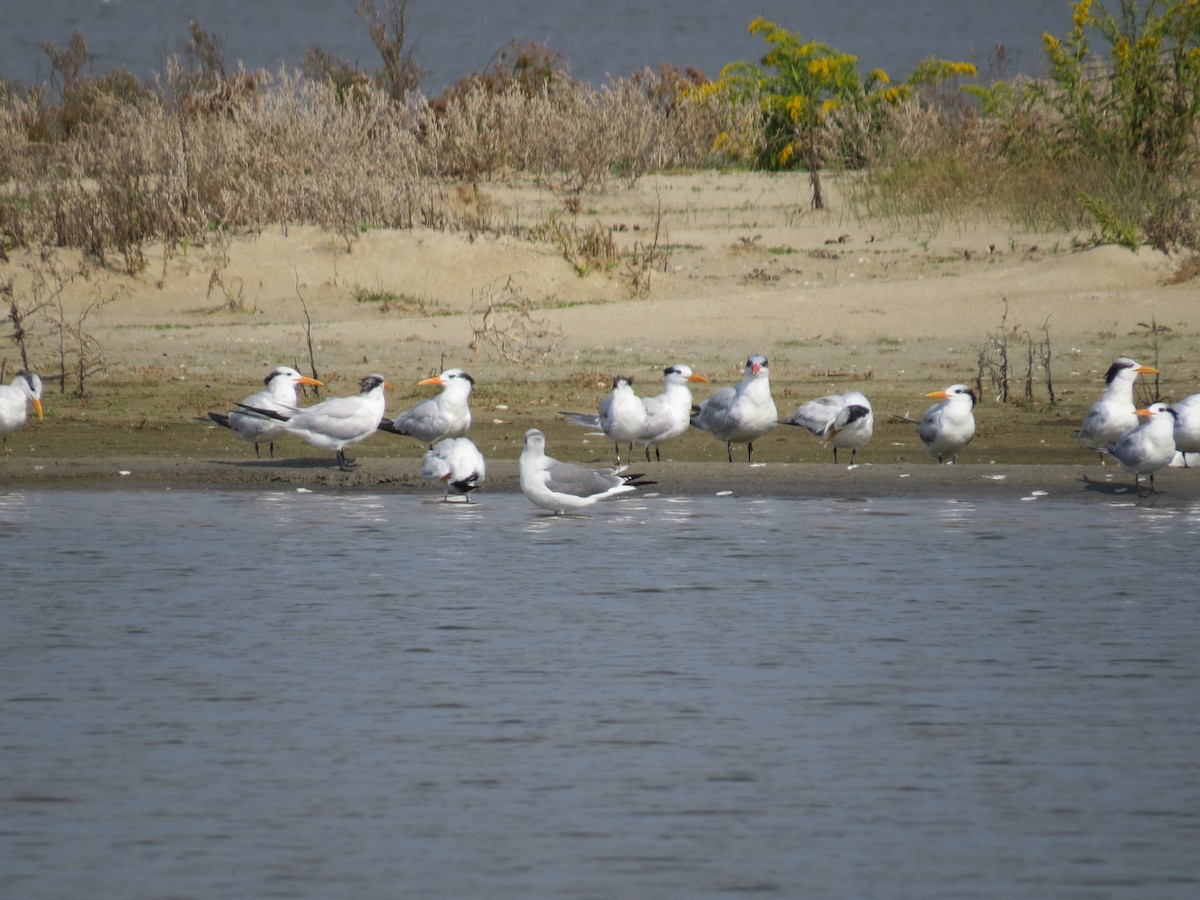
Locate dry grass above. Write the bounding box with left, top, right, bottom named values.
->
left=4, top=55, right=1197, bottom=281
left=1, top=67, right=743, bottom=271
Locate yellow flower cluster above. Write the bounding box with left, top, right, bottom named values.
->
left=684, top=80, right=723, bottom=101
left=777, top=143, right=795, bottom=166
left=1073, top=0, right=1093, bottom=29
left=808, top=57, right=837, bottom=80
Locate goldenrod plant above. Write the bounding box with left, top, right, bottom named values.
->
left=709, top=18, right=974, bottom=209
left=967, top=0, right=1200, bottom=249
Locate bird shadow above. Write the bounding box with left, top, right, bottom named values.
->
left=1079, top=473, right=1155, bottom=499
left=212, top=457, right=342, bottom=470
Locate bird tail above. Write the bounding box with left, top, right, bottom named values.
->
left=621, top=474, right=656, bottom=487
left=561, top=411, right=601, bottom=429
left=204, top=412, right=231, bottom=429
left=377, top=417, right=409, bottom=435
left=235, top=403, right=289, bottom=422
left=450, top=474, right=483, bottom=493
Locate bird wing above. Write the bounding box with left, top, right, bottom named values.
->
left=691, top=386, right=736, bottom=430
left=917, top=404, right=943, bottom=445
left=543, top=460, right=623, bottom=498
left=291, top=397, right=376, bottom=439
left=784, top=395, right=841, bottom=437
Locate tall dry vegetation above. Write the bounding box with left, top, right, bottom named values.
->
left=0, top=34, right=747, bottom=273
left=2, top=0, right=1198, bottom=275
left=855, top=0, right=1200, bottom=253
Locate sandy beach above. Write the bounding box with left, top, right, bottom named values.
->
left=3, top=171, right=1198, bottom=499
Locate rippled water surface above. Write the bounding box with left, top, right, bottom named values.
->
left=2, top=489, right=1199, bottom=898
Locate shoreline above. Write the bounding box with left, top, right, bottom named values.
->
left=2, top=171, right=1197, bottom=500
left=4, top=456, right=1196, bottom=503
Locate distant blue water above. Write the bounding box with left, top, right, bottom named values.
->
left=2, top=489, right=1199, bottom=898
left=4, top=0, right=1066, bottom=92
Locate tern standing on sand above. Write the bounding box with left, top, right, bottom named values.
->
left=239, top=374, right=390, bottom=471
left=207, top=365, right=323, bottom=458
left=378, top=368, right=474, bottom=447
left=690, top=354, right=777, bottom=463
left=561, top=376, right=649, bottom=465
left=918, top=384, right=976, bottom=463
left=1103, top=403, right=1178, bottom=495
left=0, top=372, right=43, bottom=455
left=783, top=390, right=874, bottom=464
left=636, top=364, right=709, bottom=462
left=1077, top=357, right=1159, bottom=461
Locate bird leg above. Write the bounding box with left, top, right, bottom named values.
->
left=336, top=449, right=358, bottom=471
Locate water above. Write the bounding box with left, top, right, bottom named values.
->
left=4, top=0, right=1064, bottom=92
left=2, top=487, right=1198, bottom=898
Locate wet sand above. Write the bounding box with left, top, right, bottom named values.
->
left=4, top=453, right=1196, bottom=505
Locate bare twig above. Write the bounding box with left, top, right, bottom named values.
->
left=293, top=269, right=322, bottom=396
left=468, top=275, right=562, bottom=366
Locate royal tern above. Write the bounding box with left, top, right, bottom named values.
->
left=1169, top=393, right=1200, bottom=462
left=562, top=376, right=649, bottom=464
left=238, top=374, right=391, bottom=470
left=783, top=390, right=874, bottom=464
left=1077, top=357, right=1159, bottom=460
left=378, top=368, right=474, bottom=447
left=0, top=372, right=43, bottom=455
left=638, top=364, right=709, bottom=461
left=918, top=384, right=977, bottom=463
left=519, top=428, right=653, bottom=514
left=206, top=366, right=323, bottom=458
left=690, top=353, right=778, bottom=462
left=420, top=437, right=486, bottom=501
left=1102, top=403, right=1177, bottom=495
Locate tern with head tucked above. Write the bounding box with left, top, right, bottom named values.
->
left=690, top=353, right=778, bottom=462
left=378, top=368, right=474, bottom=447
left=562, top=376, right=649, bottom=465
left=519, top=428, right=654, bottom=514
left=206, top=365, right=323, bottom=458
left=918, top=384, right=976, bottom=463
left=1077, top=357, right=1159, bottom=460
left=420, top=437, right=486, bottom=501
left=0, top=372, right=43, bottom=455
left=784, top=390, right=873, bottom=464
left=239, top=374, right=390, bottom=470
left=1102, top=402, right=1177, bottom=495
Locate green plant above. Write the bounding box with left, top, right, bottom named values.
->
left=711, top=18, right=975, bottom=209
left=1078, top=193, right=1141, bottom=249
left=968, top=1, right=1200, bottom=249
